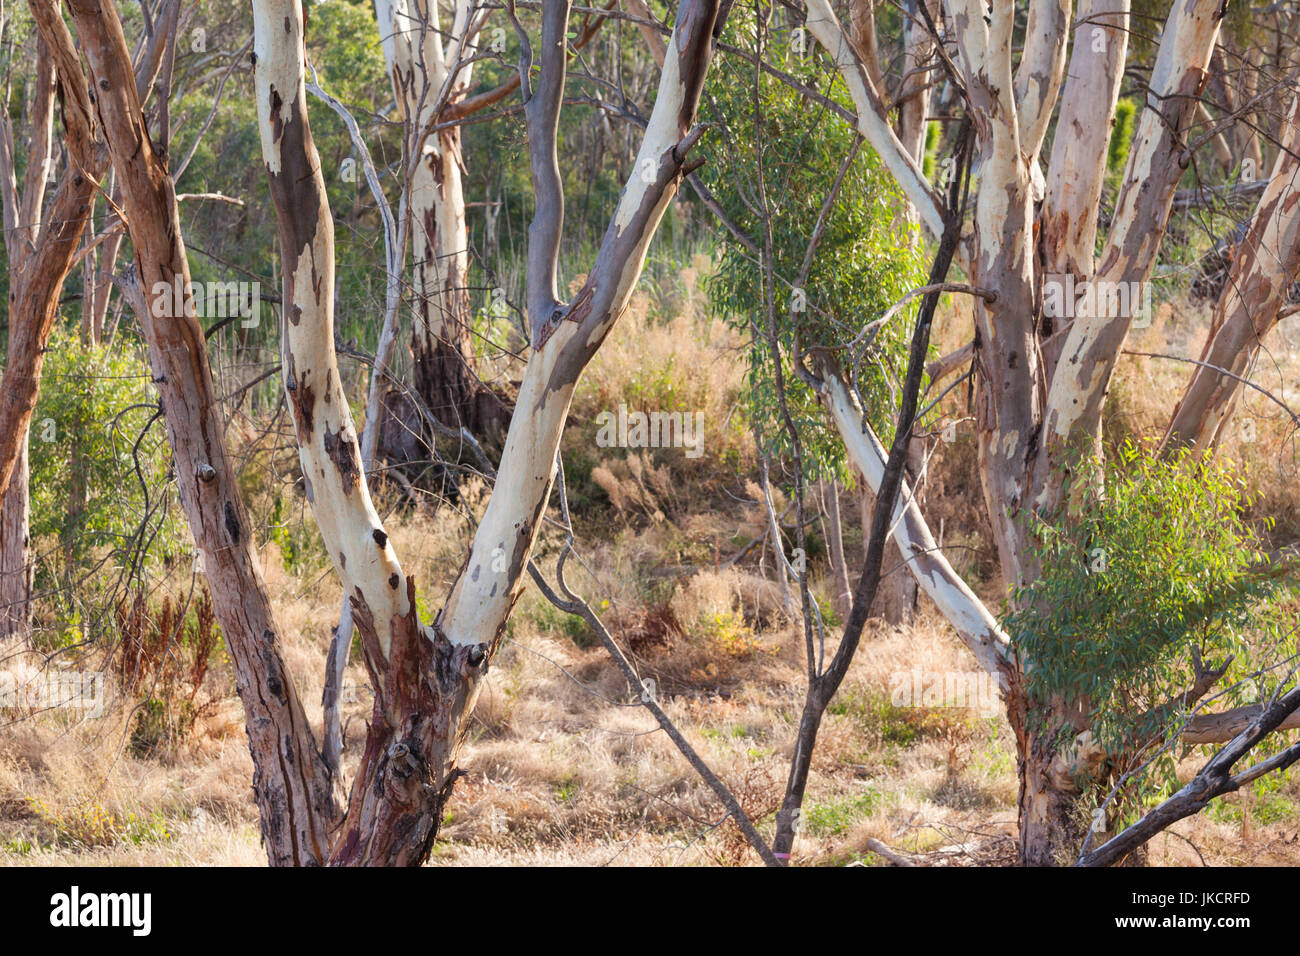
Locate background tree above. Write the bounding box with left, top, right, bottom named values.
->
left=789, top=0, right=1300, bottom=864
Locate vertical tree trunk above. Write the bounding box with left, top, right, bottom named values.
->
left=409, top=125, right=497, bottom=432
left=1015, top=716, right=1091, bottom=866
left=0, top=10, right=99, bottom=645
left=88, top=178, right=124, bottom=346
left=895, top=0, right=933, bottom=165
left=0, top=438, right=31, bottom=644
left=377, top=0, right=505, bottom=437
left=822, top=479, right=852, bottom=622
left=1022, top=0, right=1221, bottom=863
left=847, top=0, right=885, bottom=93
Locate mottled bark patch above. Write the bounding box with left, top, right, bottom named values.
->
left=224, top=499, right=242, bottom=545
left=322, top=423, right=360, bottom=494
left=331, top=578, right=487, bottom=866
left=285, top=355, right=315, bottom=442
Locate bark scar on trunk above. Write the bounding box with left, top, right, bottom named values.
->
left=322, top=423, right=361, bottom=494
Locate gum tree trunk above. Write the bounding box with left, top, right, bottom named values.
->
left=65, top=0, right=339, bottom=865
left=250, top=0, right=726, bottom=864
left=0, top=440, right=31, bottom=643
left=808, top=0, right=1232, bottom=864
left=1161, top=92, right=1300, bottom=455
left=375, top=0, right=507, bottom=435
left=0, top=8, right=102, bottom=644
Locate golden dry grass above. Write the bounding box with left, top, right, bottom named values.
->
left=2, top=282, right=1299, bottom=867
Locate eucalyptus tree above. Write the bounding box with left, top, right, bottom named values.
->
left=372, top=0, right=509, bottom=435
left=699, top=12, right=926, bottom=624
left=61, top=0, right=729, bottom=865
left=779, top=0, right=1300, bottom=865
left=0, top=0, right=112, bottom=642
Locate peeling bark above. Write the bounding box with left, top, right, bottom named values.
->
left=1014, top=0, right=1071, bottom=164
left=1040, top=0, right=1130, bottom=286
left=1162, top=94, right=1300, bottom=455
left=1035, top=0, right=1223, bottom=516
left=379, top=1, right=503, bottom=434
left=67, top=0, right=338, bottom=865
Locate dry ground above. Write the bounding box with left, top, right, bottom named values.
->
left=2, top=274, right=1299, bottom=867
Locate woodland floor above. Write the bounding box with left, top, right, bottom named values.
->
left=3, top=277, right=1299, bottom=866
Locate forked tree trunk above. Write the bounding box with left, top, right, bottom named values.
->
left=809, top=0, right=1235, bottom=864
left=251, top=0, right=725, bottom=863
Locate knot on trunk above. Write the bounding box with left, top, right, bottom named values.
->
left=381, top=739, right=427, bottom=807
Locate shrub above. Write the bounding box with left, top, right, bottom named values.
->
left=1006, top=441, right=1296, bottom=763
left=115, top=588, right=224, bottom=755
left=29, top=328, right=184, bottom=599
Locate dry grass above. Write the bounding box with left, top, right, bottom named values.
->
left=2, top=277, right=1299, bottom=868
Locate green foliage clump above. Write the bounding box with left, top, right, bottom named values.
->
left=921, top=120, right=941, bottom=182
left=1006, top=441, right=1295, bottom=760
left=29, top=329, right=184, bottom=591
left=532, top=600, right=598, bottom=649
left=1107, top=97, right=1138, bottom=175
left=802, top=788, right=883, bottom=836
left=700, top=11, right=926, bottom=483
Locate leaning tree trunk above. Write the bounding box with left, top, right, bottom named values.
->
left=1161, top=92, right=1300, bottom=455
left=65, top=0, right=339, bottom=865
